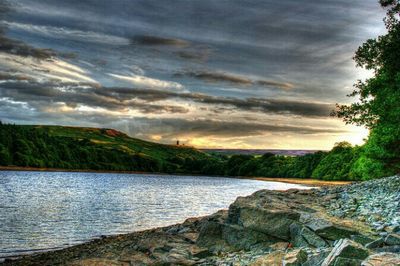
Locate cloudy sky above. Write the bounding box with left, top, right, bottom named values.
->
left=0, top=0, right=386, bottom=149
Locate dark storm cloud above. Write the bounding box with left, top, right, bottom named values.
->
left=176, top=71, right=252, bottom=85
left=0, top=80, right=333, bottom=117
left=0, top=81, right=189, bottom=114
left=0, top=1, right=56, bottom=59
left=93, top=87, right=333, bottom=117
left=175, top=71, right=294, bottom=90
left=132, top=35, right=190, bottom=47
left=124, top=118, right=345, bottom=138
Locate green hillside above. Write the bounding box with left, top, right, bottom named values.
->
left=0, top=123, right=217, bottom=173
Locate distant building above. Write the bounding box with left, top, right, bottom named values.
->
left=176, top=140, right=180, bottom=146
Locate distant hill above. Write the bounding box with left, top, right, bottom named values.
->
left=201, top=149, right=322, bottom=156
left=0, top=124, right=214, bottom=173
left=0, top=123, right=362, bottom=181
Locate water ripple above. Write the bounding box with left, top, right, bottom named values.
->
left=0, top=171, right=309, bottom=258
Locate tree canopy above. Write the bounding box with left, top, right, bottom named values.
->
left=334, top=0, right=400, bottom=178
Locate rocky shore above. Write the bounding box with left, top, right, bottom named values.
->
left=2, top=176, right=400, bottom=266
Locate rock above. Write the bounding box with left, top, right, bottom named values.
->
left=269, top=242, right=290, bottom=250
left=350, top=235, right=375, bottom=246
left=321, top=239, right=370, bottom=266
left=189, top=246, right=211, bottom=259
left=249, top=250, right=285, bottom=266
left=196, top=212, right=226, bottom=248
left=302, top=249, right=332, bottom=266
left=306, top=219, right=359, bottom=240
left=361, top=252, right=400, bottom=266
left=228, top=204, right=300, bottom=240
left=282, top=249, right=308, bottom=266
left=373, top=245, right=400, bottom=253
left=290, top=223, right=328, bottom=248
left=384, top=234, right=400, bottom=246
left=222, top=224, right=277, bottom=250
left=333, top=257, right=363, bottom=266
left=69, top=258, right=129, bottom=266
left=365, top=238, right=385, bottom=249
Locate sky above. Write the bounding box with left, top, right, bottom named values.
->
left=0, top=0, right=387, bottom=149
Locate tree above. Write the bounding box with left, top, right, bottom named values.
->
left=334, top=1, right=400, bottom=177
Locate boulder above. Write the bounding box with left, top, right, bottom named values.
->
left=290, top=223, right=328, bottom=248
left=321, top=239, right=370, bottom=266
left=196, top=220, right=227, bottom=251
left=196, top=211, right=227, bottom=248
left=306, top=219, right=359, bottom=240
left=365, top=238, right=385, bottom=249
left=361, top=252, right=400, bottom=266
left=302, top=249, right=332, bottom=266
left=227, top=197, right=301, bottom=240
left=221, top=224, right=277, bottom=250
left=283, top=249, right=308, bottom=266
left=384, top=234, right=400, bottom=246
left=350, top=235, right=375, bottom=246
left=333, top=257, right=364, bottom=266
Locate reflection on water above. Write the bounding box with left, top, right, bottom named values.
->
left=0, top=171, right=309, bottom=258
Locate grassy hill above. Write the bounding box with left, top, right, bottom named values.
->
left=0, top=123, right=217, bottom=173
left=32, top=125, right=208, bottom=162
left=0, top=123, right=376, bottom=181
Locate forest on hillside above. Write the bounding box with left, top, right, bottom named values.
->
left=0, top=122, right=395, bottom=181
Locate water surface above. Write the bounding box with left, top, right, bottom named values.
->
left=0, top=171, right=309, bottom=258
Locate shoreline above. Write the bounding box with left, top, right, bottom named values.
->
left=0, top=165, right=351, bottom=187
left=2, top=176, right=398, bottom=265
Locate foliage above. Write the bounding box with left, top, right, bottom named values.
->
left=0, top=123, right=215, bottom=173
left=334, top=1, right=400, bottom=178
left=0, top=123, right=379, bottom=181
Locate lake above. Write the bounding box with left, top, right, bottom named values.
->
left=0, top=171, right=309, bottom=258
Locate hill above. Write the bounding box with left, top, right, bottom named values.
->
left=0, top=123, right=387, bottom=181
left=0, top=123, right=215, bottom=173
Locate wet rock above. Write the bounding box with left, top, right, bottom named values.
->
left=361, top=252, right=400, bottom=266
left=282, top=249, right=307, bottom=266
left=321, top=239, right=369, bottom=266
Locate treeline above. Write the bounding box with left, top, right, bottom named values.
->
left=1, top=122, right=393, bottom=180
left=192, top=142, right=395, bottom=181
left=203, top=142, right=363, bottom=181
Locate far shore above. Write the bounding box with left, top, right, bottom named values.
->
left=0, top=165, right=351, bottom=187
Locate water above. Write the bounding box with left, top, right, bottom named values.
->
left=0, top=171, right=309, bottom=258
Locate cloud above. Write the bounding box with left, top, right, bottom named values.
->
left=94, top=87, right=333, bottom=117
left=0, top=78, right=333, bottom=118
left=0, top=52, right=98, bottom=84
left=132, top=35, right=190, bottom=47
left=175, top=70, right=294, bottom=90
left=0, top=81, right=189, bottom=114
left=126, top=118, right=345, bottom=138
left=177, top=71, right=252, bottom=85
left=108, top=73, right=184, bottom=90
left=4, top=21, right=130, bottom=46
